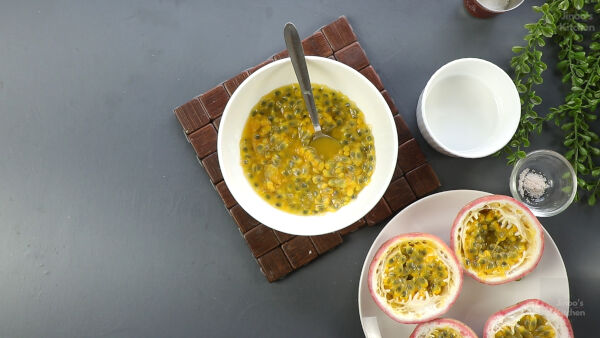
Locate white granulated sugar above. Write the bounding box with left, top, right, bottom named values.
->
left=479, top=0, right=510, bottom=11
left=518, top=168, right=549, bottom=199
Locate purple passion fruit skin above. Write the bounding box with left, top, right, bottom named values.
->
left=368, top=233, right=463, bottom=324
left=410, top=318, right=478, bottom=338
left=451, top=195, right=544, bottom=285
left=484, top=299, right=574, bottom=338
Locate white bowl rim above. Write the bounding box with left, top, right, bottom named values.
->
left=217, top=56, right=398, bottom=236
left=420, top=57, right=521, bottom=158
left=476, top=0, right=525, bottom=13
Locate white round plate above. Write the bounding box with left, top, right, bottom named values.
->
left=358, top=190, right=569, bottom=337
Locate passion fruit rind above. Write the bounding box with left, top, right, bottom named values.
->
left=410, top=318, right=478, bottom=338
left=484, top=299, right=574, bottom=338
left=368, top=233, right=463, bottom=324
left=451, top=195, right=544, bottom=285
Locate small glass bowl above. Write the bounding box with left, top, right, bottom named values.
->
left=509, top=149, right=577, bottom=217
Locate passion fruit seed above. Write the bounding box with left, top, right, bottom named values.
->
left=381, top=240, right=449, bottom=303
left=429, top=327, right=462, bottom=338
left=495, top=314, right=556, bottom=338
left=463, top=209, right=527, bottom=277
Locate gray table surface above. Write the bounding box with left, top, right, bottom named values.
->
left=0, top=1, right=597, bottom=337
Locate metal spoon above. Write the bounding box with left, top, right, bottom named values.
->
left=284, top=22, right=341, bottom=159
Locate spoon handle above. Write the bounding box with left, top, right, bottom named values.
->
left=284, top=22, right=321, bottom=134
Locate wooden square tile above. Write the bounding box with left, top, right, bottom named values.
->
left=334, top=42, right=369, bottom=70
left=397, top=139, right=426, bottom=173
left=229, top=204, right=259, bottom=233
left=244, top=225, right=280, bottom=258
left=360, top=66, right=384, bottom=91
left=384, top=177, right=416, bottom=212
left=365, top=198, right=392, bottom=226
left=215, top=181, right=237, bottom=209
left=274, top=230, right=295, bottom=243
left=282, top=236, right=318, bottom=269
left=310, top=233, right=343, bottom=255
left=224, top=71, right=249, bottom=95
left=321, top=16, right=357, bottom=51
left=199, top=84, right=229, bottom=119
left=257, top=248, right=293, bottom=282
left=188, top=124, right=217, bottom=159
left=174, top=97, right=209, bottom=135
left=406, top=164, right=441, bottom=198
left=201, top=152, right=223, bottom=184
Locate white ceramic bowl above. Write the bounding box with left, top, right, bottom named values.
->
left=218, top=56, right=398, bottom=236
left=416, top=58, right=520, bottom=158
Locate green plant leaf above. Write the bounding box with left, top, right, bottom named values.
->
left=537, top=38, right=546, bottom=47
left=557, top=60, right=569, bottom=72
left=512, top=46, right=525, bottom=53
left=561, top=122, right=574, bottom=131
left=541, top=26, right=554, bottom=37
left=558, top=0, right=569, bottom=10
left=530, top=95, right=542, bottom=104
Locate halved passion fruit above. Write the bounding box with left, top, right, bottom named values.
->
left=451, top=195, right=544, bottom=285
left=410, top=318, right=478, bottom=338
left=484, top=299, right=574, bottom=338
left=368, top=233, right=463, bottom=324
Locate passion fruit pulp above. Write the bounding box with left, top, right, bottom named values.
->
left=495, top=314, right=556, bottom=337
left=381, top=240, right=449, bottom=301
left=484, top=299, right=574, bottom=338
left=410, top=318, right=478, bottom=338
left=451, top=195, right=544, bottom=284
left=368, top=233, right=462, bottom=324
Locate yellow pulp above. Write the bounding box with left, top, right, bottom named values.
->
left=495, top=314, right=556, bottom=338
left=381, top=240, right=449, bottom=303
left=309, top=135, right=341, bottom=160
left=240, top=84, right=375, bottom=215
left=462, top=209, right=528, bottom=277
left=429, top=327, right=462, bottom=338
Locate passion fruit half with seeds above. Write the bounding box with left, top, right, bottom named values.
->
left=451, top=195, right=544, bottom=285
left=410, top=318, right=478, bottom=338
left=484, top=299, right=574, bottom=338
left=368, top=233, right=463, bottom=324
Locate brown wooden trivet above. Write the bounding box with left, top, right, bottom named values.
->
left=173, top=16, right=441, bottom=282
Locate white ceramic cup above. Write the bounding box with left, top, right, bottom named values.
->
left=416, top=58, right=520, bottom=158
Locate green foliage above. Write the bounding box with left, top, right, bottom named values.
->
left=499, top=0, right=600, bottom=206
